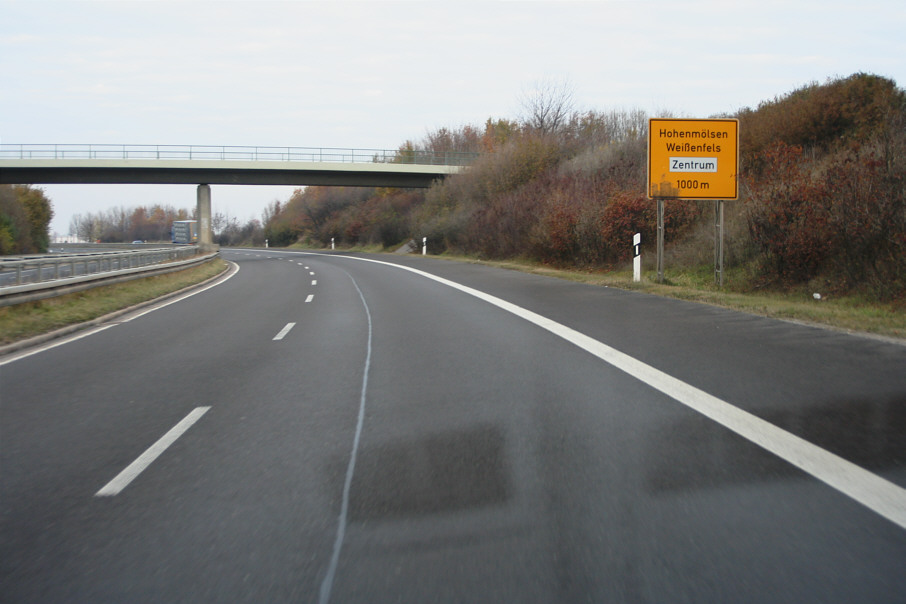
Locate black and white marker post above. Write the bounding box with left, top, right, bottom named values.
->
left=633, top=232, right=642, bottom=282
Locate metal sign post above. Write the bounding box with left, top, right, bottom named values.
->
left=656, top=200, right=665, bottom=283
left=714, top=200, right=725, bottom=287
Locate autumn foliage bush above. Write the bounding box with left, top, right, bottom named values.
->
left=745, top=138, right=906, bottom=299
left=741, top=75, right=906, bottom=299
left=255, top=73, right=905, bottom=302
left=823, top=147, right=906, bottom=297
left=0, top=185, right=54, bottom=253
left=601, top=193, right=699, bottom=264
left=744, top=143, right=836, bottom=283
left=738, top=72, right=903, bottom=166
left=440, top=128, right=700, bottom=267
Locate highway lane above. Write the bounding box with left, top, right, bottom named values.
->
left=2, top=251, right=367, bottom=602
left=1, top=248, right=905, bottom=603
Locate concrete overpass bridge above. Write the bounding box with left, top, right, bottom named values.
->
left=0, top=144, right=474, bottom=248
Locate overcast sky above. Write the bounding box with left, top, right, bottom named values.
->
left=2, top=0, right=904, bottom=236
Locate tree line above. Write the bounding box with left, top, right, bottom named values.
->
left=14, top=73, right=903, bottom=302
left=263, top=73, right=906, bottom=302
left=68, top=204, right=277, bottom=247
left=0, top=185, right=53, bottom=254
left=69, top=205, right=193, bottom=243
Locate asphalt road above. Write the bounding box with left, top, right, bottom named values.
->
left=2, top=248, right=905, bottom=603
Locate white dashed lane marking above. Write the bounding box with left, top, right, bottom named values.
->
left=273, top=322, right=296, bottom=341
left=96, top=407, right=211, bottom=497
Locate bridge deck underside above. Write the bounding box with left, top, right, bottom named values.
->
left=0, top=161, right=460, bottom=188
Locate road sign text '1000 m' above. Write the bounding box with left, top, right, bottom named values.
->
left=648, top=118, right=739, bottom=200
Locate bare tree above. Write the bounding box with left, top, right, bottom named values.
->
left=261, top=200, right=282, bottom=225
left=69, top=213, right=100, bottom=242
left=518, top=77, right=577, bottom=137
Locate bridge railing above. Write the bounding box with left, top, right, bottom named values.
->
left=0, top=144, right=479, bottom=166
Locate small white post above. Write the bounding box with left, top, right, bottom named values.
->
left=265, top=239, right=269, bottom=249
left=331, top=237, right=335, bottom=250
left=422, top=236, right=427, bottom=256
left=633, top=232, right=641, bottom=282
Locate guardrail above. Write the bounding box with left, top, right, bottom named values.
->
left=0, top=144, right=480, bottom=166
left=0, top=247, right=198, bottom=288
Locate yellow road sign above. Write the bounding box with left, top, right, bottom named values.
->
left=648, top=118, right=739, bottom=199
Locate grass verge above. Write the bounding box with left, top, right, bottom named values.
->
left=0, top=258, right=229, bottom=346
left=433, top=254, right=906, bottom=341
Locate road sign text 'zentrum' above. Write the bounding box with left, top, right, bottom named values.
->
left=648, top=118, right=739, bottom=200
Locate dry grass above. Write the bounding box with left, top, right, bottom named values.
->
left=0, top=258, right=228, bottom=345
left=438, top=255, right=906, bottom=341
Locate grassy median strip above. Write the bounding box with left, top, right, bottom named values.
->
left=0, top=258, right=229, bottom=346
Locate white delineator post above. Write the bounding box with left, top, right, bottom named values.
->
left=633, top=232, right=641, bottom=282
left=331, top=237, right=335, bottom=250
left=422, top=237, right=427, bottom=256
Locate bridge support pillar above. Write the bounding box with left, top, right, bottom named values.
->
left=196, top=184, right=217, bottom=252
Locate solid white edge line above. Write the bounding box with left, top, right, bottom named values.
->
left=273, top=322, right=296, bottom=340
left=301, top=251, right=906, bottom=530
left=0, top=261, right=240, bottom=367
left=95, top=406, right=211, bottom=497
left=0, top=324, right=118, bottom=368
left=120, top=261, right=240, bottom=323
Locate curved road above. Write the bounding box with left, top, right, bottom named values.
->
left=2, top=249, right=905, bottom=603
